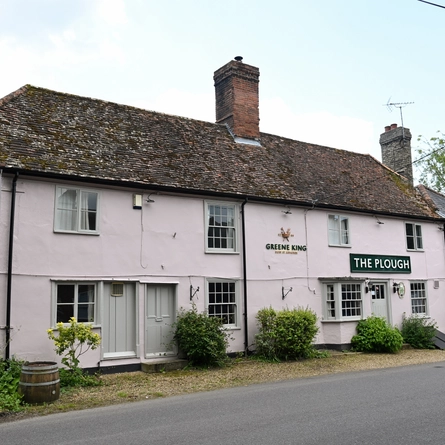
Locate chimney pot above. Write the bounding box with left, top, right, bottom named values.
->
left=385, top=126, right=391, bottom=132
left=391, top=123, right=397, bottom=129
left=234, top=56, right=243, bottom=62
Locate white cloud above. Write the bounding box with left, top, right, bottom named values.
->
left=95, top=0, right=128, bottom=26
left=260, top=96, right=378, bottom=158
left=132, top=89, right=215, bottom=122
left=132, top=90, right=379, bottom=160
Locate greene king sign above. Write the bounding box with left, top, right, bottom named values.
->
left=350, top=254, right=411, bottom=274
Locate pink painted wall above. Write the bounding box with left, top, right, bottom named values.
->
left=1, top=175, right=445, bottom=367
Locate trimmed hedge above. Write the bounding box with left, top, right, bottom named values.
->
left=254, top=306, right=319, bottom=361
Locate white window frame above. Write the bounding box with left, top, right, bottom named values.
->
left=405, top=222, right=423, bottom=251
left=322, top=281, right=363, bottom=321
left=328, top=214, right=350, bottom=247
left=52, top=282, right=98, bottom=326
left=206, top=278, right=240, bottom=328
left=205, top=201, right=238, bottom=253
left=410, top=281, right=428, bottom=316
left=54, top=186, right=100, bottom=234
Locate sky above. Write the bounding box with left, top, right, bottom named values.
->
left=1, top=0, right=444, bottom=182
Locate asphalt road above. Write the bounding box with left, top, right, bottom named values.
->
left=2, top=361, right=445, bottom=445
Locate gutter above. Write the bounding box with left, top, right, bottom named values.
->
left=241, top=198, right=248, bottom=355
left=5, top=172, right=18, bottom=360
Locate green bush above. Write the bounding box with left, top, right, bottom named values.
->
left=254, top=306, right=319, bottom=361
left=401, top=315, right=437, bottom=349
left=0, top=358, right=25, bottom=412
left=47, top=317, right=102, bottom=388
left=173, top=303, right=231, bottom=367
left=351, top=316, right=403, bottom=353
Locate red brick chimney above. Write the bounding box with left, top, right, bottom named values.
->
left=214, top=57, right=260, bottom=141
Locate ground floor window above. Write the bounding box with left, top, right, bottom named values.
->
left=55, top=283, right=96, bottom=324
left=322, top=281, right=363, bottom=321
left=410, top=282, right=427, bottom=315
left=207, top=279, right=238, bottom=326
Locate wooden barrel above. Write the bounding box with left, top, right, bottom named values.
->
left=19, top=361, right=60, bottom=404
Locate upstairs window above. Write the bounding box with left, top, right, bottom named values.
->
left=405, top=223, right=423, bottom=250
left=328, top=214, right=350, bottom=246
left=54, top=187, right=99, bottom=234
left=206, top=202, right=237, bottom=252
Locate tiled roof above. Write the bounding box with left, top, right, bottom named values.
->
left=0, top=85, right=439, bottom=220
left=417, top=185, right=445, bottom=218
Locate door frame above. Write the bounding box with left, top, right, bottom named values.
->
left=144, top=283, right=178, bottom=359
left=369, top=280, right=392, bottom=324
left=101, top=281, right=139, bottom=360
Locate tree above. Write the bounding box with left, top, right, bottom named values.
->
left=416, top=132, right=445, bottom=192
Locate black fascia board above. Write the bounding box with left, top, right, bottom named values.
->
left=1, top=166, right=444, bottom=224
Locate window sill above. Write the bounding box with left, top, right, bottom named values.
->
left=54, top=230, right=100, bottom=236
left=321, top=319, right=361, bottom=323
left=328, top=244, right=351, bottom=248
left=51, top=323, right=100, bottom=330
left=205, top=250, right=240, bottom=255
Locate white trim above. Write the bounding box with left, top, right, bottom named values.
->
left=405, top=222, right=424, bottom=251
left=54, top=185, right=101, bottom=235
left=321, top=281, right=363, bottom=321
left=327, top=214, right=351, bottom=247
left=205, top=278, right=241, bottom=328
left=204, top=200, right=239, bottom=254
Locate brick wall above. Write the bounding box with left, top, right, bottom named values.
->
left=380, top=124, right=413, bottom=185
left=214, top=59, right=260, bottom=140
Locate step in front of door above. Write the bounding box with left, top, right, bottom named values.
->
left=141, top=358, right=188, bottom=373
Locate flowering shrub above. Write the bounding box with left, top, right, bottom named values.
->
left=47, top=317, right=101, bottom=387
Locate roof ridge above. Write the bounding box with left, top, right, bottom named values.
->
left=0, top=84, right=31, bottom=108
left=0, top=84, right=219, bottom=127
left=416, top=184, right=440, bottom=214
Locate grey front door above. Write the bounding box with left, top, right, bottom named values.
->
left=103, top=282, right=137, bottom=359
left=145, top=284, right=177, bottom=357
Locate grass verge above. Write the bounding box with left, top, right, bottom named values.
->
left=2, top=348, right=444, bottom=423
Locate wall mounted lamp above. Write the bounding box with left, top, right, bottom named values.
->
left=146, top=193, right=155, bottom=203
left=393, top=281, right=405, bottom=298
left=365, top=280, right=372, bottom=293
left=282, top=206, right=292, bottom=215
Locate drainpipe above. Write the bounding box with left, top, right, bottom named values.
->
left=241, top=198, right=248, bottom=356
left=5, top=173, right=19, bottom=360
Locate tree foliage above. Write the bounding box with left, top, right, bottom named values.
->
left=416, top=132, right=445, bottom=192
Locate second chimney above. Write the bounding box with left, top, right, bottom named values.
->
left=379, top=124, right=413, bottom=185
left=214, top=57, right=260, bottom=141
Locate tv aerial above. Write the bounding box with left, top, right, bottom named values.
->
left=384, top=98, right=414, bottom=139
